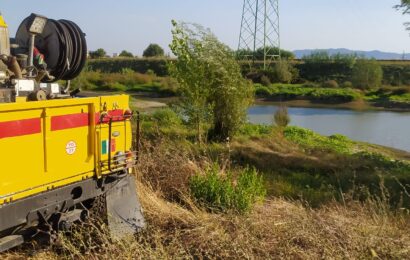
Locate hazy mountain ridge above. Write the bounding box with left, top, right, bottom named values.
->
left=293, top=48, right=410, bottom=60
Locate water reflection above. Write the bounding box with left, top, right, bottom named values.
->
left=248, top=105, right=410, bottom=151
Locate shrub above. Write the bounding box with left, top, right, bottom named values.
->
left=271, top=60, right=293, bottom=83
left=190, top=165, right=266, bottom=213
left=352, top=59, right=383, bottom=89
left=341, top=81, right=353, bottom=88
left=274, top=106, right=291, bottom=128
left=322, top=80, right=339, bottom=88
left=260, top=75, right=271, bottom=86
left=255, top=85, right=272, bottom=97
left=151, top=108, right=182, bottom=127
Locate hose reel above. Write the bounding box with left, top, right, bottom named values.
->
left=14, top=14, right=87, bottom=83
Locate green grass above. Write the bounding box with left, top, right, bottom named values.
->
left=72, top=70, right=178, bottom=96
left=283, top=126, right=354, bottom=154
left=190, top=164, right=266, bottom=213
left=255, top=84, right=361, bottom=103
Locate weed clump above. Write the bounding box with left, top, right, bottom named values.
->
left=274, top=105, right=291, bottom=128
left=190, top=165, right=266, bottom=213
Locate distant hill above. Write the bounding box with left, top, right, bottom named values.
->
left=293, top=48, right=410, bottom=60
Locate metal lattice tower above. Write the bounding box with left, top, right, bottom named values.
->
left=238, top=0, right=281, bottom=69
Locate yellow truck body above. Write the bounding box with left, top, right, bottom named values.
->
left=0, top=95, right=133, bottom=205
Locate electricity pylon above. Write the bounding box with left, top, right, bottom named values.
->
left=238, top=0, right=281, bottom=69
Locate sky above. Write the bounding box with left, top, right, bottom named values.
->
left=2, top=0, right=410, bottom=56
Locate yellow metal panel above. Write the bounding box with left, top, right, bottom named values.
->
left=0, top=15, right=8, bottom=28
left=0, top=95, right=133, bottom=205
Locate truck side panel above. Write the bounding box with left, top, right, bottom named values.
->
left=0, top=95, right=131, bottom=205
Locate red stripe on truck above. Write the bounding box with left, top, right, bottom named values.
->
left=51, top=113, right=89, bottom=131
left=0, top=118, right=41, bottom=139
left=51, top=110, right=126, bottom=131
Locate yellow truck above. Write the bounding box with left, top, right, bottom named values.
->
left=0, top=13, right=144, bottom=252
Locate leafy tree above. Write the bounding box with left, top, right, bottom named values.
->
left=89, top=48, right=106, bottom=59
left=396, top=0, right=410, bottom=30
left=119, top=50, right=134, bottom=58
left=169, top=21, right=254, bottom=142
left=352, top=59, right=383, bottom=89
left=396, top=0, right=410, bottom=14
left=143, top=44, right=165, bottom=57
left=236, top=47, right=295, bottom=60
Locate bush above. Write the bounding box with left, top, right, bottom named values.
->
left=274, top=106, right=291, bottom=128
left=260, top=75, right=271, bottom=86
left=341, top=81, right=353, bottom=88
left=190, top=165, right=266, bottom=213
left=352, top=59, right=383, bottom=89
left=271, top=60, right=293, bottom=83
left=151, top=108, right=182, bottom=127
left=255, top=84, right=272, bottom=97
left=322, top=80, right=339, bottom=88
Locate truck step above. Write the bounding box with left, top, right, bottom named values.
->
left=0, top=235, right=24, bottom=253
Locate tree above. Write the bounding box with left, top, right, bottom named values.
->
left=396, top=1, right=410, bottom=30
left=351, top=59, right=383, bottom=89
left=89, top=48, right=106, bottom=59
left=396, top=0, right=410, bottom=14
left=119, top=50, right=134, bottom=58
left=236, top=47, right=295, bottom=60
left=143, top=44, right=165, bottom=57
left=169, top=21, right=254, bottom=142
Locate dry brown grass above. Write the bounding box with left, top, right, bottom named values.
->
left=8, top=183, right=409, bottom=259
left=3, top=140, right=410, bottom=259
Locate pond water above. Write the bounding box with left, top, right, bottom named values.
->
left=248, top=104, right=410, bottom=152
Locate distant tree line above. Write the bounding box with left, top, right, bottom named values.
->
left=88, top=43, right=165, bottom=59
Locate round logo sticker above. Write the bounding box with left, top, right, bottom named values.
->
left=66, top=141, right=77, bottom=155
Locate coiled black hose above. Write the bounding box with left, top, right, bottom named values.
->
left=15, top=17, right=87, bottom=82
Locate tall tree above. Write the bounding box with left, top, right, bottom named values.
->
left=89, top=48, right=106, bottom=59
left=143, top=44, right=165, bottom=57
left=119, top=50, right=134, bottom=58
left=169, top=21, right=254, bottom=142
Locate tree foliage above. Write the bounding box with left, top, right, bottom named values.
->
left=143, top=44, right=165, bottom=57
left=352, top=59, right=383, bottom=89
left=119, top=50, right=134, bottom=58
left=169, top=21, right=254, bottom=142
left=89, top=48, right=107, bottom=59
left=237, top=47, right=295, bottom=60
left=271, top=60, right=294, bottom=83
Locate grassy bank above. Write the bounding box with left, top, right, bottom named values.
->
left=4, top=108, right=410, bottom=258
left=255, top=83, right=410, bottom=109
left=72, top=70, right=178, bottom=97
left=72, top=70, right=410, bottom=110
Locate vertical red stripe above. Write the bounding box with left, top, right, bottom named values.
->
left=0, top=118, right=41, bottom=139
left=51, top=113, right=89, bottom=131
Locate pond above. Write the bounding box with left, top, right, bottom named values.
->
left=248, top=104, right=410, bottom=152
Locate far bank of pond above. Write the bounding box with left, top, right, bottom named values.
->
left=249, top=102, right=410, bottom=152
